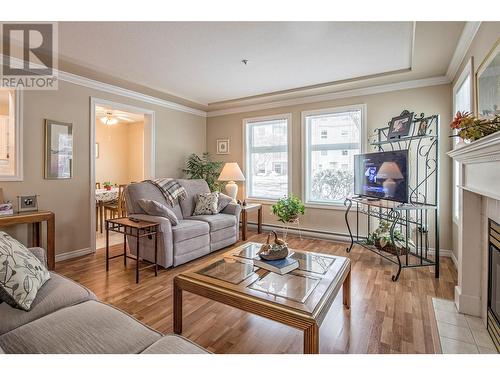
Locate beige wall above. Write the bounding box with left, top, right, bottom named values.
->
left=95, top=120, right=144, bottom=185
left=207, top=84, right=453, bottom=250
left=0, top=80, right=206, bottom=257
left=451, top=22, right=500, bottom=260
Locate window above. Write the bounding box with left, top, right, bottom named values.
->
left=0, top=89, right=21, bottom=181
left=303, top=105, right=364, bottom=205
left=244, top=114, right=291, bottom=200
left=452, top=59, right=472, bottom=222
left=321, top=150, right=328, bottom=156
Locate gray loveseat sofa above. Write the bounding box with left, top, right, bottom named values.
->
left=124, top=179, right=242, bottom=268
left=0, top=247, right=208, bottom=354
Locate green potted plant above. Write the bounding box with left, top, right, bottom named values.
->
left=183, top=153, right=223, bottom=192
left=271, top=194, right=305, bottom=239
left=366, top=220, right=415, bottom=255
left=103, top=181, right=112, bottom=191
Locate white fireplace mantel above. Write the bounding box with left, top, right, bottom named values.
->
left=447, top=130, right=500, bottom=319
left=448, top=131, right=500, bottom=165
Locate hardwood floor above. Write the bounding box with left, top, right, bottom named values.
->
left=57, top=231, right=457, bottom=354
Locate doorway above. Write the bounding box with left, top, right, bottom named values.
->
left=90, top=98, right=155, bottom=252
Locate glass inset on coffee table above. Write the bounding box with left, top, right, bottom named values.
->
left=196, top=258, right=255, bottom=284
left=173, top=242, right=351, bottom=354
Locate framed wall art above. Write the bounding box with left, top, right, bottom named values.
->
left=476, top=39, right=500, bottom=119
left=217, top=138, right=229, bottom=154
left=44, top=119, right=73, bottom=179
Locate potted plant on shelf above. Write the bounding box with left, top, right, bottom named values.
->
left=271, top=194, right=305, bottom=240
left=103, top=181, right=112, bottom=191
left=450, top=111, right=500, bottom=143
left=366, top=220, right=415, bottom=255
left=183, top=153, right=223, bottom=192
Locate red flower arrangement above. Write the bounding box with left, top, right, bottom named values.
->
left=451, top=111, right=500, bottom=142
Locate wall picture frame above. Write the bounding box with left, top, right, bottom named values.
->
left=217, top=139, right=229, bottom=154
left=44, top=119, right=73, bottom=179
left=387, top=111, right=414, bottom=139
left=476, top=39, right=500, bottom=119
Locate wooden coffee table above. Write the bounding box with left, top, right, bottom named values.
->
left=173, top=242, right=351, bottom=354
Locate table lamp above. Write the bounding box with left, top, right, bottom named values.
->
left=376, top=162, right=403, bottom=199
left=218, top=162, right=245, bottom=202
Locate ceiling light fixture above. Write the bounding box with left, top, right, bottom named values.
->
left=241, top=59, right=248, bottom=66
left=100, top=112, right=118, bottom=125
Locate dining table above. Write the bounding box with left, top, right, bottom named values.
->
left=96, top=187, right=119, bottom=233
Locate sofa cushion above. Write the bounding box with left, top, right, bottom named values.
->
left=0, top=300, right=162, bottom=354
left=217, top=193, right=233, bottom=213
left=186, top=213, right=237, bottom=232
left=193, top=192, right=219, bottom=215
left=125, top=182, right=183, bottom=220
left=0, top=272, right=96, bottom=335
left=177, top=179, right=210, bottom=217
left=141, top=335, right=209, bottom=354
left=0, top=231, right=51, bottom=311
left=172, top=220, right=209, bottom=243
left=137, top=199, right=179, bottom=225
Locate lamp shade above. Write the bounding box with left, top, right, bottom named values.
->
left=218, top=162, right=245, bottom=181
left=376, top=162, right=404, bottom=180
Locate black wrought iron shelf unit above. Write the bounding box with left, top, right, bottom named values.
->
left=344, top=111, right=440, bottom=281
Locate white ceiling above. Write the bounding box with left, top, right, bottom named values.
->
left=58, top=22, right=415, bottom=105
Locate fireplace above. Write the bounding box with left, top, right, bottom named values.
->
left=488, top=219, right=500, bottom=352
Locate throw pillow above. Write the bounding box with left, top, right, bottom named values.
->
left=217, top=193, right=233, bottom=213
left=193, top=192, right=219, bottom=215
left=137, top=199, right=179, bottom=226
left=0, top=231, right=51, bottom=311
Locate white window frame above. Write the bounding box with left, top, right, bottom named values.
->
left=242, top=113, right=292, bottom=202
left=452, top=58, right=473, bottom=224
left=301, top=104, right=366, bottom=209
left=0, top=89, right=23, bottom=181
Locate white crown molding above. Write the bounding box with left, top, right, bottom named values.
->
left=207, top=76, right=450, bottom=117
left=447, top=131, right=500, bottom=164
left=446, top=21, right=481, bottom=82
left=0, top=53, right=208, bottom=117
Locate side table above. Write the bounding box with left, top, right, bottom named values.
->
left=240, top=203, right=262, bottom=241
left=105, top=217, right=159, bottom=283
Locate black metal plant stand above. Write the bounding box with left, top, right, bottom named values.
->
left=344, top=111, right=440, bottom=281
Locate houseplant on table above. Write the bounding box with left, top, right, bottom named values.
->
left=183, top=153, right=223, bottom=192
left=271, top=194, right=305, bottom=240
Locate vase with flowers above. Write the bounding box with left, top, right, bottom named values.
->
left=450, top=111, right=500, bottom=142
left=103, top=181, right=112, bottom=191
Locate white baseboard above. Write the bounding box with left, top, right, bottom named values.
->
left=248, top=222, right=454, bottom=259
left=455, top=285, right=482, bottom=317
left=55, top=247, right=94, bottom=262
left=451, top=251, right=459, bottom=269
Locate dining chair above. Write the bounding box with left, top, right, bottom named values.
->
left=96, top=182, right=101, bottom=189
left=103, top=184, right=127, bottom=220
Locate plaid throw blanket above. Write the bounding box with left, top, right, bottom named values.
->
left=145, top=178, right=187, bottom=207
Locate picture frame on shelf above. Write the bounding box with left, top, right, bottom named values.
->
left=44, top=119, right=73, bottom=179
left=387, top=111, right=414, bottom=139
left=417, top=119, right=428, bottom=136
left=217, top=139, right=229, bottom=154
left=17, top=195, right=38, bottom=212
left=476, top=39, right=500, bottom=119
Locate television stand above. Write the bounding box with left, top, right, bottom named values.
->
left=344, top=110, right=440, bottom=281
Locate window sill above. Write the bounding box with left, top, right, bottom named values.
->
left=304, top=202, right=348, bottom=211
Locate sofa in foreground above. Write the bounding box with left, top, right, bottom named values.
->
left=124, top=179, right=242, bottom=268
left=0, top=247, right=208, bottom=354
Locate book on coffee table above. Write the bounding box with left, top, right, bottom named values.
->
left=253, top=256, right=299, bottom=275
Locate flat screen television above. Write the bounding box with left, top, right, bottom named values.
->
left=354, top=150, right=409, bottom=203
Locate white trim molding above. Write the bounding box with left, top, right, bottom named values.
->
left=55, top=247, right=93, bottom=262
left=0, top=53, right=207, bottom=118
left=0, top=89, right=23, bottom=181
left=207, top=76, right=450, bottom=117
left=446, top=22, right=481, bottom=82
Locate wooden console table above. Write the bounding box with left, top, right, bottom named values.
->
left=0, top=211, right=55, bottom=270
